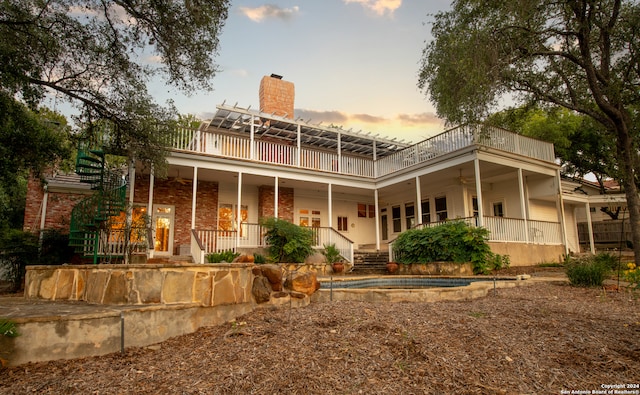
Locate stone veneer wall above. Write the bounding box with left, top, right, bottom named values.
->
left=24, top=263, right=254, bottom=306
left=134, top=175, right=219, bottom=251
left=258, top=185, right=294, bottom=222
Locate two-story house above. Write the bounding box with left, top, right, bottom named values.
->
left=26, top=74, right=616, bottom=266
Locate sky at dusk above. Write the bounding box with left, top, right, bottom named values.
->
left=150, top=0, right=453, bottom=144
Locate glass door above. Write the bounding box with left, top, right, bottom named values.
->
left=153, top=205, right=174, bottom=255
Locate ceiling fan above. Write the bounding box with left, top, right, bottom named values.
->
left=170, top=170, right=192, bottom=185
left=457, top=169, right=470, bottom=185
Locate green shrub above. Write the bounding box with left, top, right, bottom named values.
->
left=261, top=217, right=313, bottom=263
left=205, top=250, right=240, bottom=263
left=565, top=255, right=610, bottom=287
left=0, top=229, right=39, bottom=292
left=253, top=253, right=266, bottom=264
left=322, top=243, right=342, bottom=264
left=592, top=252, right=619, bottom=271
left=0, top=319, right=19, bottom=338
left=392, top=220, right=509, bottom=274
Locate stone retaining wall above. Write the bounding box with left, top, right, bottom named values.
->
left=25, top=263, right=255, bottom=306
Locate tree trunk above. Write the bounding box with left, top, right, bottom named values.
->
left=616, top=126, right=640, bottom=266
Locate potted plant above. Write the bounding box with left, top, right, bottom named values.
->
left=322, top=243, right=344, bottom=274
left=386, top=261, right=399, bottom=274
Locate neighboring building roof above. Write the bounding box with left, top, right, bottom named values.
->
left=45, top=172, right=92, bottom=192
left=203, top=103, right=411, bottom=159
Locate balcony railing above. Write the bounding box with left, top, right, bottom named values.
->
left=190, top=224, right=354, bottom=264
left=169, top=124, right=555, bottom=179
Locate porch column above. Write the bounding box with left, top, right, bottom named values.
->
left=236, top=172, right=242, bottom=249
left=556, top=169, right=569, bottom=255
left=147, top=168, right=155, bottom=259
left=274, top=176, right=279, bottom=219
left=415, top=176, right=422, bottom=224
left=517, top=168, right=529, bottom=243
left=250, top=115, right=255, bottom=160
left=191, top=167, right=198, bottom=229
left=337, top=132, right=342, bottom=173
left=328, top=183, right=333, bottom=228
left=374, top=189, right=380, bottom=251
left=125, top=159, right=136, bottom=264
left=474, top=158, right=484, bottom=227
left=373, top=140, right=378, bottom=178
left=39, top=186, right=48, bottom=233
left=585, top=201, right=595, bottom=254
left=296, top=124, right=301, bottom=167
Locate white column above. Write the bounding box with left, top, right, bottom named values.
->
left=415, top=176, right=422, bottom=224
left=474, top=158, right=484, bottom=227
left=147, top=168, right=155, bottom=258
left=236, top=172, right=243, bottom=249
left=274, top=176, right=279, bottom=219
left=328, top=183, right=333, bottom=228
left=518, top=168, right=529, bottom=243
left=585, top=201, right=595, bottom=254
left=296, top=124, right=301, bottom=167
left=250, top=115, right=255, bottom=160
left=556, top=169, right=569, bottom=255
left=374, top=189, right=380, bottom=251
left=40, top=187, right=49, bottom=232
left=191, top=167, right=198, bottom=229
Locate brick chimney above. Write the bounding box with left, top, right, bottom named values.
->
left=259, top=74, right=294, bottom=119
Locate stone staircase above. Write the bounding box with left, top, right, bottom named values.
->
left=351, top=250, right=390, bottom=275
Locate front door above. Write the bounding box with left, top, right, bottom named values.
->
left=153, top=205, right=174, bottom=256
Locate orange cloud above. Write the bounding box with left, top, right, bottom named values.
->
left=239, top=5, right=300, bottom=22
left=344, top=0, right=402, bottom=16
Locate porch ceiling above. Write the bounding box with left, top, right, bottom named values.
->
left=204, top=104, right=410, bottom=158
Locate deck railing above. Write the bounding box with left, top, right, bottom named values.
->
left=191, top=224, right=354, bottom=263
left=169, top=125, right=555, bottom=179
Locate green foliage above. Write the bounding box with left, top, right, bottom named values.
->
left=592, top=252, right=620, bottom=272
left=392, top=220, right=509, bottom=274
left=623, top=262, right=640, bottom=290
left=261, top=217, right=314, bottom=263
left=1, top=0, right=229, bottom=174
left=206, top=250, right=240, bottom=263
left=0, top=230, right=38, bottom=292
left=565, top=255, right=611, bottom=287
left=0, top=319, right=19, bottom=338
left=253, top=253, right=267, bottom=264
left=322, top=243, right=342, bottom=264
left=0, top=94, right=73, bottom=229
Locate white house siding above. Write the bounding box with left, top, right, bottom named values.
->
left=529, top=199, right=560, bottom=222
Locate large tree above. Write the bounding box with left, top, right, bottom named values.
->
left=0, top=0, right=229, bottom=172
left=419, top=0, right=640, bottom=262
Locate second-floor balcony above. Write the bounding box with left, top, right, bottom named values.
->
left=169, top=105, right=556, bottom=179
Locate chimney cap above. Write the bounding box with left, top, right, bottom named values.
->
left=270, top=73, right=283, bottom=79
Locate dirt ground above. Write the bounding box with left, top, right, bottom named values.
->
left=1, top=275, right=639, bottom=394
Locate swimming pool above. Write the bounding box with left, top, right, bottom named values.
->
left=319, top=276, right=511, bottom=289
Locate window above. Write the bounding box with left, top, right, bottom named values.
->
left=108, top=206, right=148, bottom=244
left=337, top=216, right=348, bottom=231
left=299, top=209, right=321, bottom=227
left=472, top=197, right=479, bottom=217
left=357, top=203, right=367, bottom=217
left=493, top=202, right=504, bottom=217
left=368, top=204, right=375, bottom=218
left=392, top=205, right=401, bottom=233
left=218, top=204, right=248, bottom=236
left=435, top=197, right=447, bottom=221
left=405, top=203, right=415, bottom=229
left=421, top=200, right=430, bottom=224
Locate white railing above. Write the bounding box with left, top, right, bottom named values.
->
left=300, top=148, right=338, bottom=172
left=169, top=125, right=554, bottom=179
left=192, top=224, right=354, bottom=263
left=414, top=216, right=562, bottom=244
left=311, top=227, right=354, bottom=264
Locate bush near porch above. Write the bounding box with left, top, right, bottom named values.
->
left=392, top=220, right=509, bottom=274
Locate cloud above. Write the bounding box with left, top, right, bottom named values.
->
left=396, top=112, right=441, bottom=126
left=295, top=109, right=349, bottom=124
left=239, top=4, right=300, bottom=22
left=344, top=0, right=402, bottom=16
